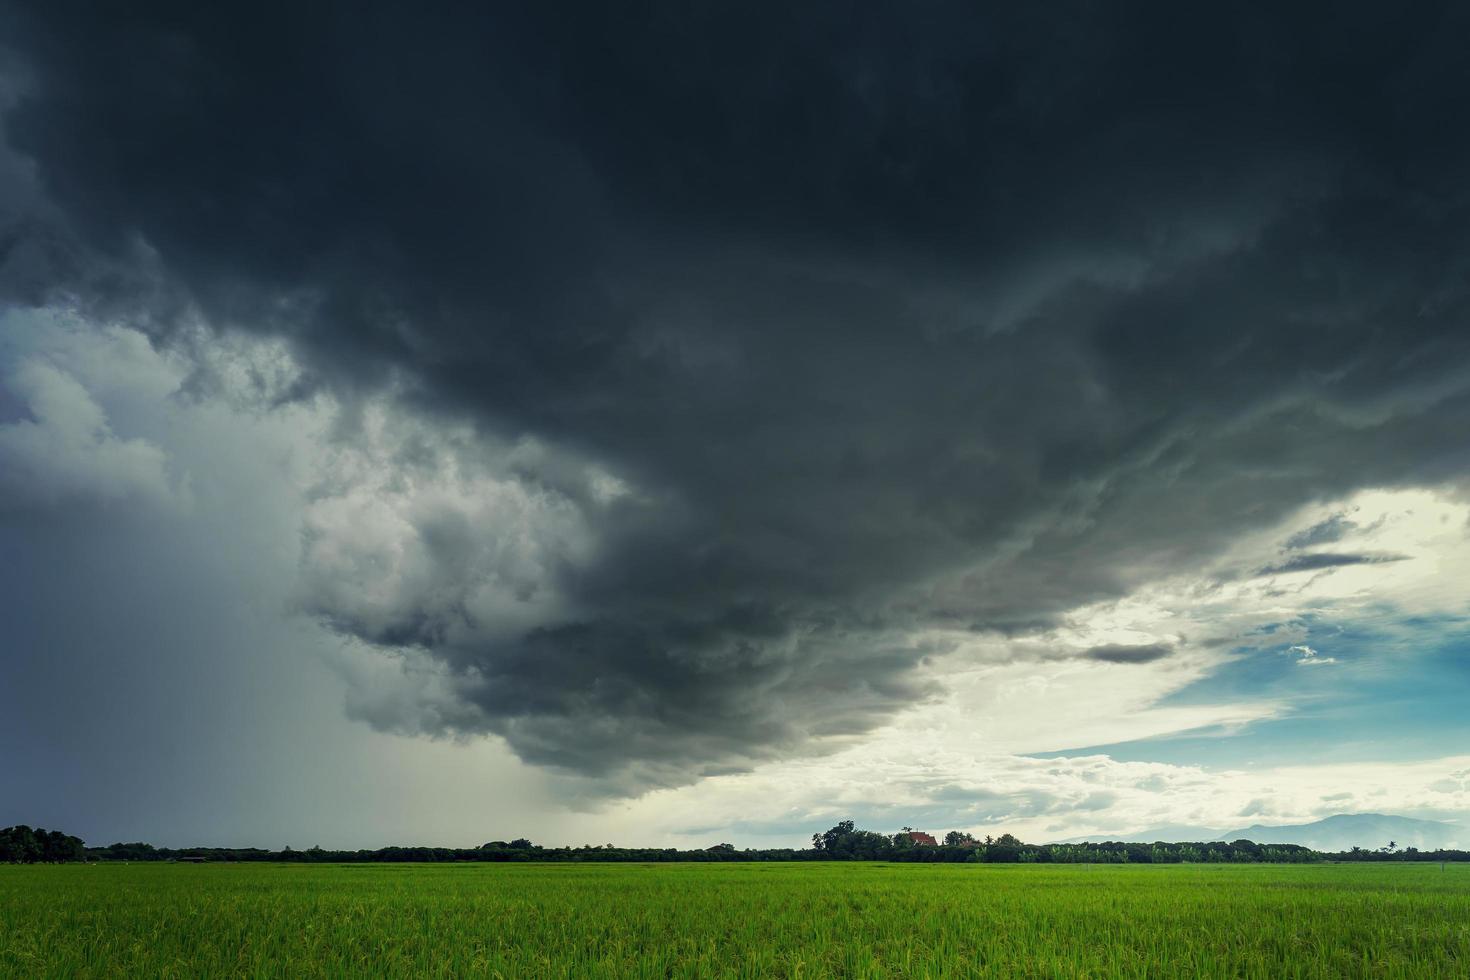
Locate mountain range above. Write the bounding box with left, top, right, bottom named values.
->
left=1053, top=813, right=1467, bottom=851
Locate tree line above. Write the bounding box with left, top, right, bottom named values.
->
left=1335, top=843, right=1470, bottom=862
left=6, top=821, right=1464, bottom=864
left=807, top=821, right=1324, bottom=863
left=0, top=826, right=87, bottom=863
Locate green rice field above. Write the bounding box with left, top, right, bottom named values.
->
left=3, top=862, right=1468, bottom=977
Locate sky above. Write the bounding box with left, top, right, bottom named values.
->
left=1, top=1, right=1469, bottom=850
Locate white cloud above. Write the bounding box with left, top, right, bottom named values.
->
left=291, top=400, right=631, bottom=692
left=0, top=357, right=182, bottom=512
left=1288, top=644, right=1337, bottom=666
left=591, top=742, right=1470, bottom=847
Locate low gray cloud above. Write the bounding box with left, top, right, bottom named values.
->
left=6, top=1, right=1470, bottom=791
left=0, top=358, right=178, bottom=513
left=1238, top=798, right=1273, bottom=818
left=1284, top=514, right=1359, bottom=550
left=1084, top=644, right=1175, bottom=665
left=1259, top=552, right=1411, bottom=576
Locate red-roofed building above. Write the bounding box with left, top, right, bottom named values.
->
left=899, top=831, right=938, bottom=847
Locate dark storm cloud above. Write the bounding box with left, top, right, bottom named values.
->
left=7, top=1, right=1470, bottom=785
left=1084, top=644, right=1174, bottom=665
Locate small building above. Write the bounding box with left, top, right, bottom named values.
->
left=899, top=831, right=938, bottom=847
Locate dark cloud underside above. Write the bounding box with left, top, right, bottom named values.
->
left=1259, top=552, right=1411, bottom=575
left=5, top=0, right=1470, bottom=786
left=1085, top=644, right=1175, bottom=665
left=1283, top=513, right=1360, bottom=550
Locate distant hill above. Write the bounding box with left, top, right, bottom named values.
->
left=1052, top=824, right=1223, bottom=845
left=1217, top=813, right=1467, bottom=852
left=1054, top=813, right=1467, bottom=851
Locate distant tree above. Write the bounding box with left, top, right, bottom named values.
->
left=943, top=831, right=972, bottom=847
left=0, top=826, right=39, bottom=863
left=813, top=820, right=856, bottom=851
left=812, top=820, right=893, bottom=859
left=40, top=830, right=85, bottom=862
left=1, top=826, right=84, bottom=863
left=973, top=834, right=1025, bottom=862
left=104, top=841, right=158, bottom=861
